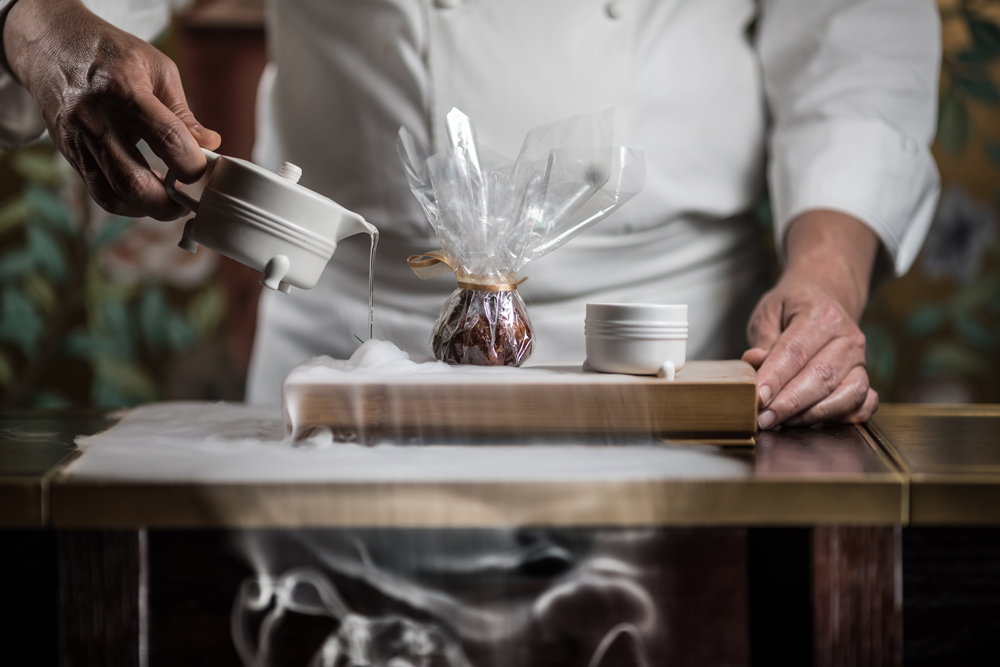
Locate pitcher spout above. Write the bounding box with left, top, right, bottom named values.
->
left=337, top=210, right=379, bottom=243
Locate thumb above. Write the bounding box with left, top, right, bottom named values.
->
left=154, top=60, right=221, bottom=152
left=188, top=120, right=222, bottom=151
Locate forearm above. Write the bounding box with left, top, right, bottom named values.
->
left=781, top=210, right=879, bottom=321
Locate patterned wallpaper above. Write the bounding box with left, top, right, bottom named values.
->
left=0, top=144, right=233, bottom=407
left=0, top=1, right=997, bottom=407
left=860, top=0, right=1000, bottom=403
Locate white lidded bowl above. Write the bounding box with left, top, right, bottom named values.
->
left=586, top=303, right=687, bottom=323
left=585, top=323, right=688, bottom=338
left=585, top=303, right=688, bottom=376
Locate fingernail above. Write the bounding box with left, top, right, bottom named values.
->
left=758, top=410, right=776, bottom=430
left=758, top=385, right=772, bottom=407
left=192, top=124, right=218, bottom=137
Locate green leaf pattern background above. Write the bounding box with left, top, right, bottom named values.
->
left=0, top=144, right=232, bottom=407
left=2, top=1, right=999, bottom=407
left=857, top=0, right=1000, bottom=403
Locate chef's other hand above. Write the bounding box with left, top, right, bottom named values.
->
left=742, top=211, right=880, bottom=430
left=3, top=0, right=221, bottom=220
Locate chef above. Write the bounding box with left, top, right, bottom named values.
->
left=0, top=0, right=940, bottom=429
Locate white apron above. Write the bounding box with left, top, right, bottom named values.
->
left=0, top=3, right=940, bottom=398
left=244, top=0, right=940, bottom=404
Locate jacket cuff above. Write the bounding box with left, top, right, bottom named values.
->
left=0, top=70, right=46, bottom=149
left=769, top=117, right=940, bottom=277
left=0, top=1, right=47, bottom=148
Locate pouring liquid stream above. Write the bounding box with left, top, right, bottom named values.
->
left=368, top=230, right=378, bottom=340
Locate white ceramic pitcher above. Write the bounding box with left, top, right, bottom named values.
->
left=165, top=149, right=377, bottom=293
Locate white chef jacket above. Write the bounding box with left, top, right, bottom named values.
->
left=0, top=0, right=941, bottom=405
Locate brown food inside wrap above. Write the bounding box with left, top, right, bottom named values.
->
left=432, top=289, right=533, bottom=366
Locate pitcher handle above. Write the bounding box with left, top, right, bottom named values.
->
left=165, top=148, right=220, bottom=214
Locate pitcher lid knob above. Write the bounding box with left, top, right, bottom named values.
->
left=277, top=162, right=302, bottom=183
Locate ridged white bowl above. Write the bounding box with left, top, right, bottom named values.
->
left=586, top=303, right=687, bottom=323
left=585, top=303, right=688, bottom=376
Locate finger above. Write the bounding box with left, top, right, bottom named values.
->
left=756, top=332, right=867, bottom=426
left=74, top=146, right=129, bottom=217
left=151, top=61, right=221, bottom=150
left=191, top=123, right=222, bottom=150
left=754, top=315, right=841, bottom=411
left=745, top=295, right=785, bottom=407
left=86, top=131, right=186, bottom=220
left=746, top=294, right=783, bottom=351
left=126, top=88, right=212, bottom=184
left=842, top=388, right=879, bottom=424
left=741, top=348, right=769, bottom=408
left=741, top=347, right=768, bottom=370
left=780, top=367, right=872, bottom=427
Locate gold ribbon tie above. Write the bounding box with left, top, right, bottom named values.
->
left=407, top=250, right=528, bottom=292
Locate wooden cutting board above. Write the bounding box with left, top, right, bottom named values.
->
left=284, top=360, right=758, bottom=444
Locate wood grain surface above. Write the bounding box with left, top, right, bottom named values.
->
left=903, top=527, right=1000, bottom=665
left=868, top=405, right=1000, bottom=525
left=813, top=526, right=901, bottom=667
left=286, top=359, right=758, bottom=439
left=0, top=413, right=102, bottom=527
left=50, top=476, right=906, bottom=529
left=51, top=421, right=905, bottom=529
left=57, top=531, right=143, bottom=667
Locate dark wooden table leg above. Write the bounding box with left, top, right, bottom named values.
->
left=902, top=527, right=1000, bottom=665
left=747, top=528, right=814, bottom=666
left=813, top=526, right=901, bottom=667
left=57, top=530, right=145, bottom=667
left=0, top=530, right=58, bottom=665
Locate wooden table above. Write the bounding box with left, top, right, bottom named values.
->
left=0, top=411, right=107, bottom=664
left=1, top=405, right=998, bottom=666
left=867, top=405, right=1000, bottom=667
left=0, top=411, right=98, bottom=528
left=50, top=409, right=903, bottom=529
left=869, top=404, right=1000, bottom=525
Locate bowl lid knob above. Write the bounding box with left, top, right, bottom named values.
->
left=277, top=162, right=302, bottom=183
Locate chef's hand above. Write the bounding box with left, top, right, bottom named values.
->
left=2, top=0, right=220, bottom=220
left=742, top=210, right=880, bottom=430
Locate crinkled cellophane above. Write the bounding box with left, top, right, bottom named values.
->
left=399, top=108, right=645, bottom=367
left=431, top=288, right=533, bottom=366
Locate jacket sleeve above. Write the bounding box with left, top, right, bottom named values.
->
left=0, top=0, right=171, bottom=149
left=757, top=0, right=941, bottom=276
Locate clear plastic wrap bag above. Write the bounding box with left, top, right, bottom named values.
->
left=399, top=108, right=645, bottom=366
